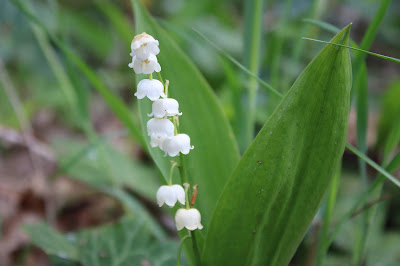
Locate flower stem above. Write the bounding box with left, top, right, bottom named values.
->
left=168, top=161, right=178, bottom=185
left=179, top=154, right=189, bottom=184
left=157, top=71, right=164, bottom=84
left=191, top=230, right=202, bottom=266
left=183, top=183, right=190, bottom=210
left=177, top=235, right=191, bottom=266
left=164, top=79, right=169, bottom=98
left=149, top=73, right=153, bottom=80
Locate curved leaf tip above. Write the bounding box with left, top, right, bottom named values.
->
left=202, top=24, right=352, bottom=266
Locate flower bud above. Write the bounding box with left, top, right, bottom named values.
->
left=175, top=208, right=203, bottom=231
left=148, top=98, right=182, bottom=118
left=162, top=134, right=194, bottom=157
left=129, top=54, right=161, bottom=74
left=156, top=185, right=185, bottom=207
left=147, top=118, right=174, bottom=139
left=135, top=79, right=165, bottom=101
left=130, top=33, right=160, bottom=60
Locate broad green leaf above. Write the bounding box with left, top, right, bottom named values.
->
left=130, top=0, right=240, bottom=229
left=202, top=24, right=352, bottom=266
left=25, top=215, right=180, bottom=266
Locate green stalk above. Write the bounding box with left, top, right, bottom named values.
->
left=353, top=63, right=369, bottom=265
left=270, top=0, right=292, bottom=89
left=177, top=235, right=191, bottom=266
left=238, top=0, right=265, bottom=152
left=191, top=231, right=202, bottom=266
left=282, top=0, right=321, bottom=91
left=316, top=166, right=341, bottom=266
left=351, top=2, right=391, bottom=263
left=350, top=0, right=391, bottom=100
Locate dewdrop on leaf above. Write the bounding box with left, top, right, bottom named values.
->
left=135, top=79, right=166, bottom=101
left=175, top=208, right=203, bottom=231
left=130, top=32, right=160, bottom=60
left=129, top=54, right=161, bottom=74
left=156, top=185, right=185, bottom=207
left=162, top=134, right=194, bottom=157
left=148, top=98, right=182, bottom=118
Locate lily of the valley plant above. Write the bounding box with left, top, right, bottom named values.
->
left=129, top=32, right=201, bottom=259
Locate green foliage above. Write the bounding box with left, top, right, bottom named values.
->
left=53, top=137, right=159, bottom=199
left=130, top=0, right=240, bottom=231
left=24, top=215, right=180, bottom=266
left=202, top=25, right=352, bottom=266
left=377, top=80, right=400, bottom=160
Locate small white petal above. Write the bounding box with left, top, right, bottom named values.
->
left=172, top=185, right=186, bottom=205
left=129, top=54, right=161, bottom=74
left=147, top=118, right=175, bottom=139
left=175, top=208, right=203, bottom=231
left=162, top=134, right=194, bottom=157
left=130, top=33, right=160, bottom=60
left=150, top=135, right=167, bottom=149
left=156, top=185, right=185, bottom=207
left=135, top=79, right=165, bottom=101
left=148, top=98, right=182, bottom=118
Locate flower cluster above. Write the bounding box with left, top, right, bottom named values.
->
left=130, top=33, right=201, bottom=232
left=129, top=33, right=194, bottom=158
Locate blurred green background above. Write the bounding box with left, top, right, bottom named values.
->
left=0, top=0, right=399, bottom=265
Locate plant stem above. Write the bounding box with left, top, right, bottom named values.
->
left=191, top=231, right=202, bottom=266
left=179, top=154, right=189, bottom=184
left=177, top=235, right=191, bottom=266
left=316, top=166, right=341, bottom=266
left=239, top=0, right=264, bottom=152
left=168, top=162, right=178, bottom=185
left=157, top=71, right=164, bottom=84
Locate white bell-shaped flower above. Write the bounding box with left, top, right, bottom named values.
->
left=175, top=208, right=203, bottom=231
left=150, top=135, right=167, bottom=149
left=128, top=54, right=161, bottom=74
left=148, top=98, right=182, bottom=118
left=156, top=185, right=185, bottom=207
left=147, top=118, right=174, bottom=139
left=130, top=33, right=160, bottom=60
left=162, top=134, right=194, bottom=157
left=135, top=79, right=165, bottom=101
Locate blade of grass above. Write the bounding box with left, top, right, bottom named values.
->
left=303, top=18, right=340, bottom=34
left=350, top=3, right=391, bottom=261
left=351, top=0, right=392, bottom=84
left=193, top=29, right=282, bottom=98
left=31, top=25, right=77, bottom=114
left=94, top=0, right=133, bottom=44
left=345, top=143, right=400, bottom=187
left=11, top=0, right=146, bottom=148
left=270, top=0, right=292, bottom=89
left=316, top=166, right=341, bottom=266
left=239, top=0, right=265, bottom=152
left=49, top=130, right=128, bottom=180
left=322, top=149, right=400, bottom=253
left=353, top=62, right=369, bottom=264
left=302, top=38, right=400, bottom=64
left=282, top=0, right=321, bottom=91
